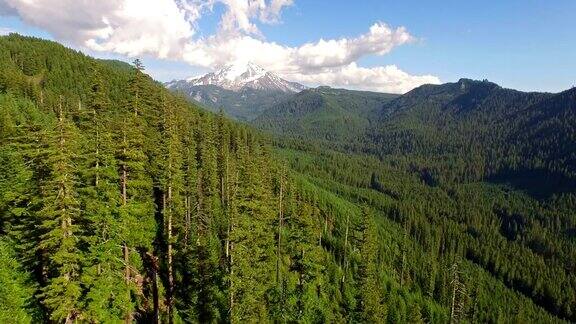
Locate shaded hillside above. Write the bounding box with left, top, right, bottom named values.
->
left=361, top=79, right=576, bottom=190
left=508, top=87, right=576, bottom=177
left=167, top=83, right=293, bottom=121
left=270, top=79, right=576, bottom=320
left=165, top=62, right=305, bottom=121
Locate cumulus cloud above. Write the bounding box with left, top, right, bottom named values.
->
left=0, top=0, right=440, bottom=93
left=181, top=21, right=437, bottom=93
left=214, top=0, right=293, bottom=34
left=0, top=27, right=12, bottom=35
left=0, top=0, right=196, bottom=58
left=181, top=22, right=414, bottom=70
left=286, top=63, right=440, bottom=93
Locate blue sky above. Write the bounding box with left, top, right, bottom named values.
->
left=1, top=0, right=574, bottom=93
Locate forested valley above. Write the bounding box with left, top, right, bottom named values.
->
left=1, top=34, right=575, bottom=324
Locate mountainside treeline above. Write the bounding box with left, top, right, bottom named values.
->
left=364, top=79, right=576, bottom=188
left=275, top=145, right=575, bottom=323
left=265, top=78, right=576, bottom=322
left=257, top=79, right=576, bottom=195
left=0, top=35, right=413, bottom=323
left=1, top=34, right=573, bottom=324
left=253, top=87, right=398, bottom=142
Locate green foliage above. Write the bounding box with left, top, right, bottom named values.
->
left=277, top=145, right=573, bottom=323
left=0, top=238, right=41, bottom=323
left=253, top=87, right=398, bottom=142
left=1, top=34, right=573, bottom=323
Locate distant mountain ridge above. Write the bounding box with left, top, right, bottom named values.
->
left=251, top=78, right=576, bottom=188
left=165, top=62, right=306, bottom=120
left=173, top=61, right=307, bottom=92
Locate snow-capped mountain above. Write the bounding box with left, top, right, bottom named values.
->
left=164, top=62, right=307, bottom=121
left=166, top=61, right=307, bottom=93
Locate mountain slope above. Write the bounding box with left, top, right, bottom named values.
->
left=508, top=87, right=576, bottom=176
left=270, top=79, right=576, bottom=321
left=2, top=35, right=575, bottom=323
left=253, top=86, right=398, bottom=141
left=167, top=84, right=293, bottom=121
left=165, top=62, right=306, bottom=120
left=360, top=79, right=576, bottom=190
left=0, top=34, right=406, bottom=323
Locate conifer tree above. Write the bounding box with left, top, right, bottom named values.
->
left=229, top=140, right=277, bottom=321
left=357, top=208, right=386, bottom=322
left=79, top=68, right=128, bottom=322
left=173, top=116, right=200, bottom=322
left=116, top=60, right=156, bottom=323
left=38, top=98, right=82, bottom=323
left=158, top=94, right=184, bottom=323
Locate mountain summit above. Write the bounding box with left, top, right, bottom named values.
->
left=164, top=62, right=307, bottom=120
left=167, top=61, right=307, bottom=93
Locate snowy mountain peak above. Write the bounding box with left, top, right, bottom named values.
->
left=173, top=62, right=306, bottom=93
left=218, top=61, right=267, bottom=82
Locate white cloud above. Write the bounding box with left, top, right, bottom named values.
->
left=293, top=23, right=413, bottom=70
left=262, top=0, right=293, bottom=23
left=0, top=0, right=440, bottom=93
left=182, top=22, right=414, bottom=71
left=0, top=0, right=196, bottom=58
left=179, top=21, right=437, bottom=93
left=286, top=63, right=440, bottom=94
left=192, top=0, right=293, bottom=36
left=0, top=27, right=12, bottom=35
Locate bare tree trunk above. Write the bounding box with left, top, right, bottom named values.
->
left=276, top=172, right=284, bottom=285
left=342, top=214, right=349, bottom=283
left=121, top=131, right=127, bottom=205
left=229, top=242, right=234, bottom=317
left=450, top=279, right=457, bottom=323
left=120, top=116, right=130, bottom=323
left=450, top=261, right=461, bottom=324
left=196, top=171, right=203, bottom=234
left=124, top=244, right=132, bottom=324
left=221, top=173, right=225, bottom=205
left=228, top=169, right=238, bottom=319
left=148, top=252, right=160, bottom=324
left=167, top=186, right=174, bottom=324
left=226, top=222, right=230, bottom=259
left=225, top=156, right=231, bottom=260
left=184, top=196, right=190, bottom=245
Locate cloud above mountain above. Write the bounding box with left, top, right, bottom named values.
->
left=0, top=0, right=440, bottom=93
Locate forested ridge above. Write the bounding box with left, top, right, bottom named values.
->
left=265, top=80, right=576, bottom=321
left=0, top=34, right=574, bottom=324
left=0, top=34, right=401, bottom=323
left=253, top=87, right=398, bottom=142
left=259, top=78, right=576, bottom=190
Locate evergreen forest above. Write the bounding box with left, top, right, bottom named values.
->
left=0, top=34, right=575, bottom=323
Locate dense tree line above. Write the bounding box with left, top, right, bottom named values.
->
left=276, top=144, right=575, bottom=322
left=263, top=79, right=576, bottom=192
left=2, top=34, right=574, bottom=323
left=260, top=77, right=576, bottom=321
left=0, top=35, right=405, bottom=322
